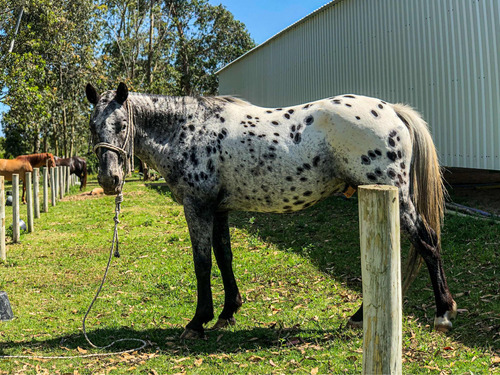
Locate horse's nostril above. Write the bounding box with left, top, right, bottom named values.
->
left=114, top=176, right=120, bottom=186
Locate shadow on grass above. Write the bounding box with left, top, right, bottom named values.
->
left=0, top=325, right=362, bottom=357
left=144, top=183, right=499, bottom=352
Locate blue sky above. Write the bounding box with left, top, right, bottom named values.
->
left=0, top=0, right=330, bottom=135
left=208, top=0, right=329, bottom=45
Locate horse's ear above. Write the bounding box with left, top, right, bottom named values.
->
left=115, top=82, right=128, bottom=104
left=86, top=84, right=100, bottom=105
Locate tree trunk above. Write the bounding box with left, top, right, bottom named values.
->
left=147, top=0, right=155, bottom=87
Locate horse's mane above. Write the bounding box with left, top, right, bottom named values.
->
left=128, top=92, right=251, bottom=108
left=203, top=96, right=251, bottom=106
left=16, top=153, right=52, bottom=160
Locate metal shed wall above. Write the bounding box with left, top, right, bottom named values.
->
left=218, top=0, right=500, bottom=171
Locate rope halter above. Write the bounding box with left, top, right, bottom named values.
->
left=93, top=99, right=135, bottom=175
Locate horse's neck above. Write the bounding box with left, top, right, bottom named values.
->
left=130, top=94, right=195, bottom=153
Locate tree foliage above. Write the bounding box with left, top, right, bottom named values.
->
left=0, top=0, right=255, bottom=157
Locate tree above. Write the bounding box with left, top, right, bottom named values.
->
left=0, top=0, right=254, bottom=159
left=167, top=0, right=255, bottom=95
left=0, top=0, right=105, bottom=157
left=102, top=0, right=255, bottom=95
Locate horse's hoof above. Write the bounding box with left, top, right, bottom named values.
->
left=180, top=328, right=205, bottom=340
left=346, top=318, right=363, bottom=329
left=210, top=317, right=236, bottom=331
left=434, top=301, right=457, bottom=332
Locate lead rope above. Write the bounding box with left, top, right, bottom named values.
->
left=0, top=191, right=149, bottom=360
left=81, top=191, right=148, bottom=353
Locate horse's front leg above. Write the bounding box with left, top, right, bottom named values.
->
left=211, top=211, right=242, bottom=330
left=180, top=197, right=215, bottom=340
left=22, top=181, right=27, bottom=204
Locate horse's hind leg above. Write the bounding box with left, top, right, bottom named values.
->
left=211, top=211, right=242, bottom=330
left=348, top=198, right=457, bottom=332
left=400, top=199, right=457, bottom=331
left=180, top=197, right=216, bottom=339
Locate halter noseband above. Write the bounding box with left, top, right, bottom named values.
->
left=93, top=100, right=135, bottom=174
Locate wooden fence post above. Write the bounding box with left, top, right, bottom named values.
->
left=59, top=166, right=64, bottom=199
left=12, top=174, right=20, bottom=243
left=26, top=172, right=34, bottom=233
left=358, top=185, right=402, bottom=375
left=0, top=176, right=5, bottom=261
left=43, top=167, right=49, bottom=213
left=51, top=167, right=56, bottom=206
left=33, top=168, right=40, bottom=219
left=66, top=166, right=71, bottom=193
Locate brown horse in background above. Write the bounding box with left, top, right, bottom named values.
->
left=0, top=158, right=33, bottom=204
left=54, top=156, right=87, bottom=190
left=16, top=152, right=56, bottom=169
left=3, top=153, right=57, bottom=204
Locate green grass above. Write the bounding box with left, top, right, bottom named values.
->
left=0, top=176, right=498, bottom=374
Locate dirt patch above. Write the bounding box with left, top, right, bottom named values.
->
left=61, top=188, right=105, bottom=202
left=447, top=185, right=500, bottom=216
left=61, top=188, right=147, bottom=202
left=444, top=167, right=500, bottom=216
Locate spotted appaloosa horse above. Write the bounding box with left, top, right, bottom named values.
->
left=54, top=156, right=88, bottom=190
left=86, top=83, right=457, bottom=339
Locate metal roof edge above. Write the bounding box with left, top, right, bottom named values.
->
left=216, top=0, right=343, bottom=75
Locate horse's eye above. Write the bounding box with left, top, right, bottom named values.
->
left=121, top=121, right=127, bottom=131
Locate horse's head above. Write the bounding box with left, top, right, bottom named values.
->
left=86, top=82, right=132, bottom=195
left=46, top=153, right=56, bottom=168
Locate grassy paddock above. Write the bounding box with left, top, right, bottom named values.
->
left=0, top=177, right=498, bottom=374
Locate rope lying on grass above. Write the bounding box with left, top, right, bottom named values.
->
left=1, top=192, right=150, bottom=360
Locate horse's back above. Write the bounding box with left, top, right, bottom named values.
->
left=0, top=158, right=32, bottom=180
left=148, top=93, right=415, bottom=213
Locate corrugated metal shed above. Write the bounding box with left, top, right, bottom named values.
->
left=217, top=0, right=500, bottom=171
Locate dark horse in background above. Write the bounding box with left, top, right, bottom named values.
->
left=54, top=156, right=87, bottom=190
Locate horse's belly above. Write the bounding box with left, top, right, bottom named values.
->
left=219, top=171, right=345, bottom=213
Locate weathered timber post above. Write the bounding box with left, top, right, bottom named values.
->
left=26, top=172, right=33, bottom=233
left=51, top=167, right=56, bottom=206
left=12, top=174, right=20, bottom=243
left=43, top=167, right=49, bottom=213
left=54, top=167, right=59, bottom=201
left=358, top=185, right=402, bottom=375
left=66, top=166, right=71, bottom=193
left=33, top=168, right=40, bottom=219
left=59, top=166, right=64, bottom=199
left=0, top=176, right=5, bottom=261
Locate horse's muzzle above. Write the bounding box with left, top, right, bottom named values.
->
left=97, top=151, right=124, bottom=195
left=98, top=173, right=122, bottom=195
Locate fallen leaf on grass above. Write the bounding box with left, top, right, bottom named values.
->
left=311, top=367, right=319, bottom=375
left=77, top=347, right=88, bottom=354
left=249, top=355, right=265, bottom=362
left=194, top=358, right=203, bottom=367
left=492, top=356, right=500, bottom=364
